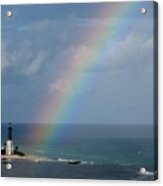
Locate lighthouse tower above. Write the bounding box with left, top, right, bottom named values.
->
left=6, top=122, right=14, bottom=155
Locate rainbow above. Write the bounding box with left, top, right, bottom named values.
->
left=27, top=2, right=144, bottom=145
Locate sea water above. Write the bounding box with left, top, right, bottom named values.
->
left=1, top=123, right=157, bottom=180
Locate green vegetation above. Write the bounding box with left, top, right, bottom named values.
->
left=1, top=145, right=25, bottom=156
left=14, top=146, right=25, bottom=156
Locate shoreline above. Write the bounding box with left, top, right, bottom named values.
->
left=1, top=154, right=85, bottom=165
left=1, top=154, right=56, bottom=163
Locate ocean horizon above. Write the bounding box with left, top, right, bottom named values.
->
left=1, top=123, right=156, bottom=180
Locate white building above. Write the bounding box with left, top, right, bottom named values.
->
left=5, top=123, right=14, bottom=155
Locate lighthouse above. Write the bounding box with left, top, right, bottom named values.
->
left=5, top=122, right=14, bottom=155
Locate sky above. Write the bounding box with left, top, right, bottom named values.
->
left=1, top=2, right=155, bottom=125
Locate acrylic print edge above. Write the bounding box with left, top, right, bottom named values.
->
left=153, top=0, right=158, bottom=181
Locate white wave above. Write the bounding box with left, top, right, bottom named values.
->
left=81, top=161, right=88, bottom=164
left=57, top=158, right=68, bottom=162
left=90, top=161, right=94, bottom=165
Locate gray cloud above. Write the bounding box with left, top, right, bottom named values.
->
left=1, top=39, right=47, bottom=77
left=1, top=11, right=154, bottom=124
left=49, top=79, right=72, bottom=94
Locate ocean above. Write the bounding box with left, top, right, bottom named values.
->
left=1, top=123, right=157, bottom=180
